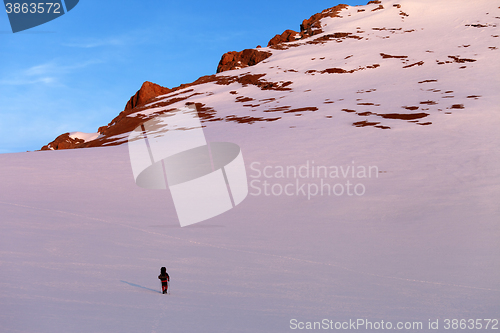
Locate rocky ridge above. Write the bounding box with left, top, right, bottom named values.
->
left=41, top=0, right=499, bottom=150
left=41, top=3, right=354, bottom=150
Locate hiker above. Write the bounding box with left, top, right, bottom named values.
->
left=158, top=267, right=170, bottom=294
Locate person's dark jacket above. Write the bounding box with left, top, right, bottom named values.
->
left=158, top=273, right=169, bottom=282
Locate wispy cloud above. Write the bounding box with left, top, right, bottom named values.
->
left=61, top=30, right=153, bottom=49
left=0, top=76, right=57, bottom=86
left=0, top=59, right=102, bottom=86
left=62, top=37, right=126, bottom=48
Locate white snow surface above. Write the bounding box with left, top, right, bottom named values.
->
left=1, top=0, right=500, bottom=332
left=69, top=132, right=100, bottom=142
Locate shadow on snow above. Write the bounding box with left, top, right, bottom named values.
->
left=120, top=280, right=161, bottom=294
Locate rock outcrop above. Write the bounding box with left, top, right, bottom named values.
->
left=124, top=81, right=171, bottom=112
left=42, top=81, right=171, bottom=151
left=267, top=29, right=300, bottom=47
left=216, top=49, right=272, bottom=73
left=217, top=4, right=350, bottom=72
left=41, top=133, right=85, bottom=151
left=267, top=4, right=349, bottom=48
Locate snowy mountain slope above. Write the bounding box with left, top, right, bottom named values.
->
left=49, top=0, right=500, bottom=149
left=1, top=122, right=499, bottom=332
left=1, top=0, right=500, bottom=332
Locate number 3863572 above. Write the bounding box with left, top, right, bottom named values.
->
left=5, top=3, right=62, bottom=14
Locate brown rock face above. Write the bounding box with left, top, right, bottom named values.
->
left=124, top=81, right=171, bottom=111
left=41, top=133, right=85, bottom=151
left=216, top=49, right=272, bottom=73
left=267, top=4, right=349, bottom=48
left=268, top=29, right=300, bottom=47
left=301, top=4, right=349, bottom=37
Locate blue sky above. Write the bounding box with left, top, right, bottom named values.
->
left=0, top=0, right=366, bottom=153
